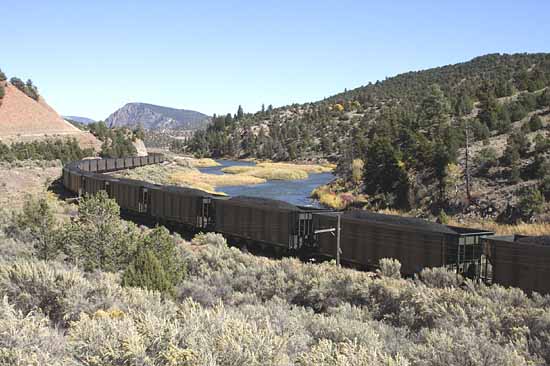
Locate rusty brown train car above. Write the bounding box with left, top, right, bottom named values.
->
left=314, top=211, right=492, bottom=276
left=150, top=186, right=212, bottom=229
left=214, top=197, right=321, bottom=250
left=484, top=235, right=550, bottom=294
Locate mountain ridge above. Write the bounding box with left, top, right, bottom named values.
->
left=106, top=102, right=210, bottom=130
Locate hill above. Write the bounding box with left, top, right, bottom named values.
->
left=106, top=102, right=210, bottom=130
left=188, top=53, right=550, bottom=221
left=0, top=76, right=101, bottom=151
left=63, top=115, right=95, bottom=124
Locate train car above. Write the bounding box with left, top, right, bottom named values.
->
left=97, top=159, right=107, bottom=172
left=313, top=210, right=492, bottom=275
left=79, top=159, right=91, bottom=172
left=214, top=196, right=319, bottom=250
left=115, top=158, right=125, bottom=170
left=124, top=157, right=134, bottom=169
left=484, top=235, right=550, bottom=294
left=140, top=156, right=148, bottom=166
left=81, top=173, right=108, bottom=196
left=108, top=177, right=153, bottom=213
left=150, top=186, right=211, bottom=228
left=88, top=159, right=99, bottom=172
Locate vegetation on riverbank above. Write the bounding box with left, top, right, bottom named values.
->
left=222, top=161, right=333, bottom=181
left=111, top=163, right=265, bottom=194
left=1, top=193, right=550, bottom=365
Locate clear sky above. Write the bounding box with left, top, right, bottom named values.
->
left=2, top=0, right=549, bottom=120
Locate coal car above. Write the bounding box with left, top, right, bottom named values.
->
left=213, top=196, right=322, bottom=251
left=314, top=210, right=493, bottom=276
left=484, top=235, right=550, bottom=294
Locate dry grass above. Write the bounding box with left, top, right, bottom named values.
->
left=171, top=156, right=221, bottom=168
left=169, top=171, right=264, bottom=192
left=310, top=186, right=359, bottom=210
left=222, top=162, right=332, bottom=181
left=256, top=162, right=333, bottom=174
left=449, top=219, right=550, bottom=236
left=222, top=165, right=308, bottom=180
left=187, top=158, right=221, bottom=168
left=111, top=163, right=265, bottom=195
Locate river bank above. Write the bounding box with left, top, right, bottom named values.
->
left=110, top=155, right=335, bottom=206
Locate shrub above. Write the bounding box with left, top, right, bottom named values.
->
left=517, top=187, right=544, bottom=219
left=528, top=115, right=543, bottom=131
left=377, top=258, right=402, bottom=279
left=0, top=69, right=6, bottom=81
left=474, top=147, right=498, bottom=176
left=122, top=249, right=173, bottom=295
left=127, top=226, right=186, bottom=291
left=63, top=191, right=139, bottom=272
left=9, top=196, right=61, bottom=260
left=540, top=175, right=550, bottom=200
left=0, top=84, right=4, bottom=100
left=419, top=267, right=463, bottom=288
left=191, top=232, right=227, bottom=248
left=351, top=159, right=364, bottom=185
left=437, top=210, right=449, bottom=224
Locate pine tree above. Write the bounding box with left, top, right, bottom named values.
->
left=0, top=69, right=6, bottom=81
left=122, top=249, right=173, bottom=294
left=237, top=105, right=244, bottom=120
left=14, top=197, right=60, bottom=260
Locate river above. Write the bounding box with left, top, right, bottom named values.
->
left=198, top=160, right=334, bottom=207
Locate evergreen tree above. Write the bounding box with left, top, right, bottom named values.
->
left=538, top=89, right=550, bottom=108
left=0, top=84, right=4, bottom=100
left=63, top=191, right=138, bottom=272
left=122, top=249, right=173, bottom=295
left=363, top=136, right=409, bottom=208
left=528, top=115, right=543, bottom=132
left=237, top=105, right=244, bottom=120
left=417, top=84, right=451, bottom=135
left=13, top=197, right=60, bottom=260
left=0, top=68, right=6, bottom=81
left=9, top=77, right=26, bottom=93
left=25, top=79, right=39, bottom=100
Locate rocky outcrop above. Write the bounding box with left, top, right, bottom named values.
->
left=132, top=138, right=148, bottom=156
left=106, top=103, right=210, bottom=130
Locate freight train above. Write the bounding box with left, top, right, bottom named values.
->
left=62, top=154, right=550, bottom=295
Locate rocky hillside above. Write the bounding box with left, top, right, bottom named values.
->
left=188, top=53, right=550, bottom=221
left=106, top=103, right=210, bottom=130
left=0, top=71, right=100, bottom=151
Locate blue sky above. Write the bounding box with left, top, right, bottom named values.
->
left=2, top=0, right=549, bottom=120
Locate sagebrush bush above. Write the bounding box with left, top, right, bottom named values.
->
left=377, top=258, right=402, bottom=279
left=419, top=267, right=463, bottom=288
left=1, top=208, right=550, bottom=364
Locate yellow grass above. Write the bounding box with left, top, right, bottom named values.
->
left=172, top=157, right=221, bottom=168
left=256, top=162, right=334, bottom=174
left=222, top=165, right=309, bottom=180
left=169, top=171, right=265, bottom=192
left=111, top=163, right=265, bottom=195
left=310, top=186, right=361, bottom=210
left=189, top=158, right=221, bottom=168
left=222, top=162, right=332, bottom=181
left=449, top=219, right=550, bottom=236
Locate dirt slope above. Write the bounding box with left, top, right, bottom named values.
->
left=0, top=82, right=101, bottom=150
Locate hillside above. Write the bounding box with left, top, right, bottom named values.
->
left=106, top=102, right=210, bottom=130
left=188, top=53, right=550, bottom=221
left=0, top=77, right=101, bottom=151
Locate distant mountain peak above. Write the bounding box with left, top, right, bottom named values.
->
left=105, top=102, right=210, bottom=130
left=64, top=116, right=96, bottom=124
